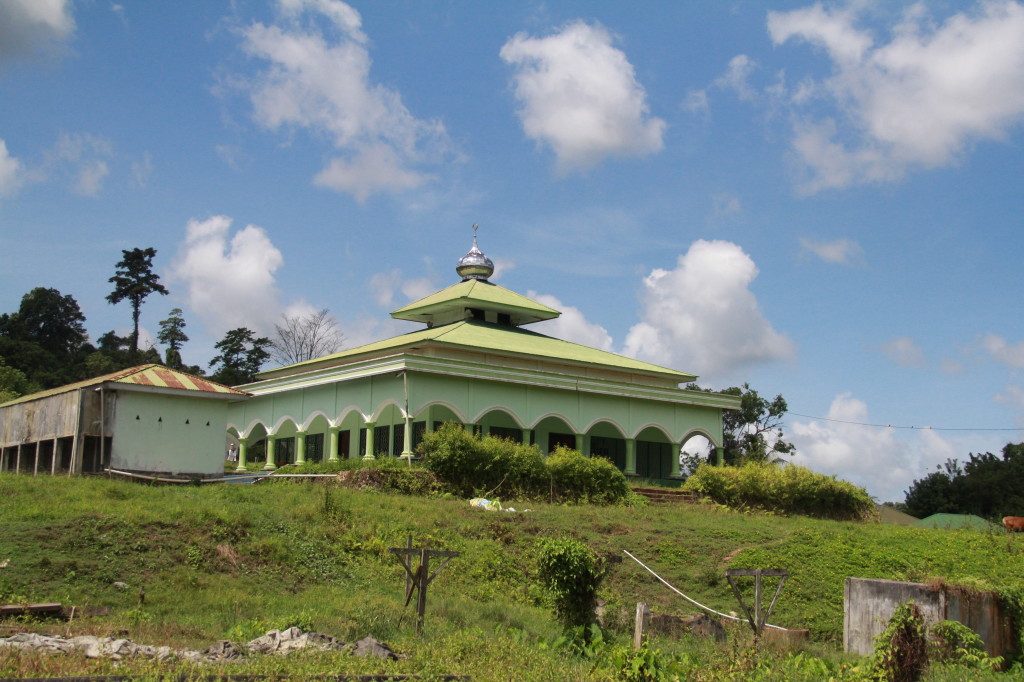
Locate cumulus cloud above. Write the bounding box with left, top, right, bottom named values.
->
left=622, top=240, right=795, bottom=383
left=0, top=0, right=74, bottom=60
left=238, top=0, right=449, bottom=200
left=527, top=292, right=614, bottom=352
left=767, top=1, right=1024, bottom=192
left=981, top=333, right=1024, bottom=368
left=712, top=192, right=742, bottom=218
left=500, top=21, right=665, bottom=172
left=0, top=139, right=24, bottom=196
left=168, top=215, right=288, bottom=337
left=790, top=393, right=957, bottom=502
left=881, top=336, right=925, bottom=367
left=798, top=236, right=863, bottom=264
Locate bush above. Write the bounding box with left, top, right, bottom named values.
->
left=535, top=538, right=605, bottom=638
left=420, top=424, right=631, bottom=503
left=546, top=447, right=630, bottom=504
left=928, top=620, right=1001, bottom=670
left=873, top=602, right=928, bottom=682
left=682, top=461, right=875, bottom=520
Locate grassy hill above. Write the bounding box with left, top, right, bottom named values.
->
left=1, top=473, right=1022, bottom=680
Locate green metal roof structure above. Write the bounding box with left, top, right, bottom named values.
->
left=226, top=230, right=740, bottom=478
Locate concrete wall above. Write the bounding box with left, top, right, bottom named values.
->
left=112, top=391, right=229, bottom=476
left=844, top=577, right=1015, bottom=659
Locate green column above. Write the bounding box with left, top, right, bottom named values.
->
left=523, top=428, right=533, bottom=447
left=575, top=434, right=585, bottom=454
left=670, top=444, right=682, bottom=478
left=263, top=435, right=277, bottom=470
left=236, top=438, right=249, bottom=472
left=424, top=406, right=434, bottom=433
left=625, top=438, right=637, bottom=476
left=328, top=427, right=340, bottom=462
left=715, top=446, right=724, bottom=467
left=295, top=431, right=307, bottom=465
left=363, top=421, right=376, bottom=459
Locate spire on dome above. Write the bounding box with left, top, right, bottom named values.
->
left=455, top=224, right=494, bottom=281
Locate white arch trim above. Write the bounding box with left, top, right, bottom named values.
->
left=370, top=399, right=407, bottom=423
left=631, top=422, right=673, bottom=442
left=417, top=400, right=469, bottom=424
left=470, top=405, right=526, bottom=429
left=529, top=412, right=580, bottom=434
left=301, top=410, right=334, bottom=432
left=334, top=404, right=371, bottom=426
left=680, top=427, right=721, bottom=449
left=580, top=417, right=628, bottom=439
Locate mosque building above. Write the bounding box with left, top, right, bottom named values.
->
left=228, top=230, right=739, bottom=478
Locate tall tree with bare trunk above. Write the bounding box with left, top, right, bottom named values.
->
left=270, top=308, right=344, bottom=366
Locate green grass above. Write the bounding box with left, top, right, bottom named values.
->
left=1, top=473, right=1022, bottom=680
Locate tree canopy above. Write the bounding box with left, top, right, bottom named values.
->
left=903, top=443, right=1024, bottom=519
left=209, top=327, right=272, bottom=386
left=106, top=247, right=168, bottom=353
left=686, top=382, right=795, bottom=465
left=157, top=308, right=189, bottom=369
left=0, top=288, right=91, bottom=388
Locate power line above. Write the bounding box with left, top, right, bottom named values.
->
left=787, top=412, right=1022, bottom=432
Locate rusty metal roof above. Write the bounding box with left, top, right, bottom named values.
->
left=0, top=364, right=248, bottom=407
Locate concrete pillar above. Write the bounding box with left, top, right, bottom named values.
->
left=671, top=444, right=682, bottom=478
left=523, top=428, right=533, bottom=448
left=715, top=446, right=724, bottom=466
left=401, top=415, right=413, bottom=458
left=363, top=421, right=376, bottom=459
left=328, top=426, right=340, bottom=463
left=575, top=433, right=585, bottom=455
left=34, top=441, right=41, bottom=476
left=52, top=438, right=59, bottom=474
left=263, top=435, right=277, bottom=471
left=625, top=438, right=637, bottom=476
left=236, top=437, right=249, bottom=471
left=295, top=431, right=307, bottom=465
left=424, top=406, right=434, bottom=434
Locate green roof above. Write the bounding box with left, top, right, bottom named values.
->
left=260, top=320, right=694, bottom=381
left=391, top=279, right=560, bottom=326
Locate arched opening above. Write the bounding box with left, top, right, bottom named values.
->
left=680, top=433, right=713, bottom=477
left=635, top=425, right=673, bottom=480
left=272, top=419, right=300, bottom=466
left=304, top=414, right=331, bottom=463
left=476, top=408, right=523, bottom=443
left=336, top=410, right=365, bottom=459
left=533, top=415, right=576, bottom=454
left=587, top=420, right=627, bottom=470
left=244, top=422, right=270, bottom=466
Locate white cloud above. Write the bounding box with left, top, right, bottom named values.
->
left=712, top=192, right=742, bottom=218
left=239, top=0, right=449, bottom=200
left=881, top=336, right=925, bottom=367
left=500, top=21, right=665, bottom=172
left=369, top=269, right=435, bottom=309
left=0, top=139, right=24, bottom=196
left=768, top=1, right=1024, bottom=191
left=527, top=291, right=614, bottom=352
left=43, top=132, right=114, bottom=197
left=622, top=240, right=795, bottom=383
left=168, top=215, right=287, bottom=337
left=715, top=54, right=758, bottom=101
left=790, top=393, right=957, bottom=502
left=981, top=333, right=1024, bottom=368
left=0, top=0, right=74, bottom=60
left=798, top=236, right=863, bottom=264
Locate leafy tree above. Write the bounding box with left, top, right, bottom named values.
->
left=106, top=247, right=168, bottom=353
left=903, top=444, right=1024, bottom=519
left=535, top=537, right=606, bottom=641
left=209, top=327, right=271, bottom=385
left=82, top=330, right=161, bottom=377
left=0, top=288, right=91, bottom=388
left=686, top=382, right=795, bottom=465
left=157, top=308, right=189, bottom=369
left=270, top=308, right=344, bottom=366
left=0, top=356, right=37, bottom=403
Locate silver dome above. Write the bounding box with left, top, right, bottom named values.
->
left=456, top=225, right=494, bottom=281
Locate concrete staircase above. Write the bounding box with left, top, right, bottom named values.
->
left=631, top=487, right=698, bottom=504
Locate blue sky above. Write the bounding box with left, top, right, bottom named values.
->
left=3, top=0, right=1024, bottom=502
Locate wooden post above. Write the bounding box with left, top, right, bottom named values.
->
left=390, top=539, right=459, bottom=636
left=725, top=568, right=788, bottom=644
left=633, top=602, right=650, bottom=649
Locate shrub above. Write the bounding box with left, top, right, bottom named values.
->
left=546, top=447, right=630, bottom=504
left=873, top=602, right=928, bottom=682
left=682, top=461, right=875, bottom=520
left=928, top=620, right=1001, bottom=670
left=535, top=538, right=605, bottom=639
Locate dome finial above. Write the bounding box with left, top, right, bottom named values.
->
left=456, top=224, right=494, bottom=281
